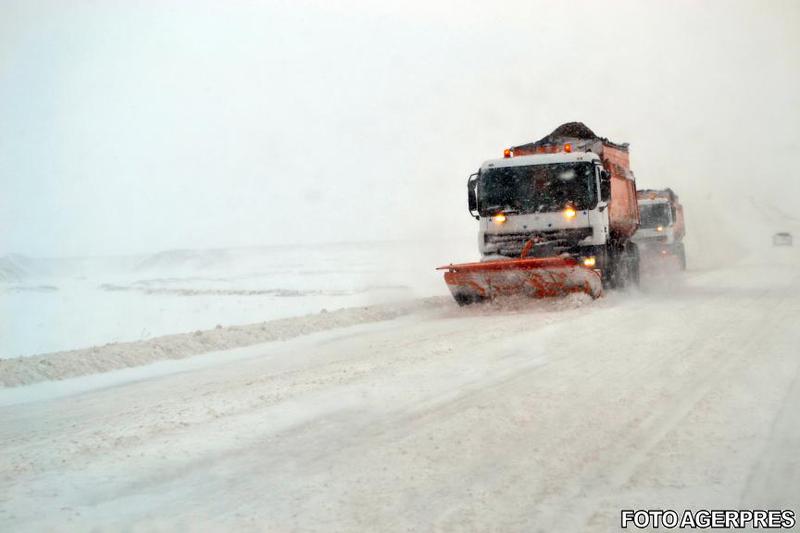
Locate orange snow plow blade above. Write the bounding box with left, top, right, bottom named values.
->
left=437, top=256, right=602, bottom=305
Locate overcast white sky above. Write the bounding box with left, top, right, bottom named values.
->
left=1, top=0, right=798, bottom=257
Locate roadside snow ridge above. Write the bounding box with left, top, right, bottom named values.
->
left=0, top=297, right=448, bottom=387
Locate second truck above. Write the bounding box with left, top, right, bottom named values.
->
left=439, top=122, right=640, bottom=305
left=633, top=188, right=687, bottom=270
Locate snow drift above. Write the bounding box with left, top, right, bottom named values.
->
left=0, top=297, right=447, bottom=387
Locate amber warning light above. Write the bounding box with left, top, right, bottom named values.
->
left=503, top=148, right=512, bottom=158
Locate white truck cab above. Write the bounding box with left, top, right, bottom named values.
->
left=632, top=188, right=686, bottom=270
left=469, top=152, right=610, bottom=263
left=634, top=197, right=676, bottom=245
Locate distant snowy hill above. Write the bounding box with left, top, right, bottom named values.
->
left=0, top=255, right=30, bottom=282
left=1, top=240, right=468, bottom=358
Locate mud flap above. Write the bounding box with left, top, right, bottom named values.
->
left=438, top=257, right=603, bottom=303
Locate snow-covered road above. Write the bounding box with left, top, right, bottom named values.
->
left=1, top=252, right=799, bottom=531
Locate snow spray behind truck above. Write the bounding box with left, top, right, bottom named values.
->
left=633, top=188, right=687, bottom=270
left=439, top=122, right=640, bottom=305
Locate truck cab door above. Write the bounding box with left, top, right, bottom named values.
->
left=596, top=165, right=611, bottom=206
left=587, top=164, right=611, bottom=245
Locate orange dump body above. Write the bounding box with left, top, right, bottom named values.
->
left=674, top=204, right=686, bottom=241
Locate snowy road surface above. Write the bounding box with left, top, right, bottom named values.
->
left=1, top=253, right=799, bottom=531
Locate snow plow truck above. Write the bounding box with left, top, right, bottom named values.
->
left=439, top=122, right=640, bottom=305
left=633, top=189, right=686, bottom=270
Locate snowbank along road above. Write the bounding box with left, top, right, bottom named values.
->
left=1, top=248, right=799, bottom=531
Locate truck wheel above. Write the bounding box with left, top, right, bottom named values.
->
left=606, top=244, right=626, bottom=289
left=608, top=242, right=639, bottom=290
left=599, top=245, right=615, bottom=289
left=454, top=293, right=485, bottom=307
left=675, top=242, right=687, bottom=271
left=629, top=242, right=641, bottom=287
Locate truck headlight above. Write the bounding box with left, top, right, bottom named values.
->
left=563, top=207, right=577, bottom=220
left=491, top=213, right=507, bottom=224
left=582, top=256, right=596, bottom=267
left=656, top=225, right=664, bottom=232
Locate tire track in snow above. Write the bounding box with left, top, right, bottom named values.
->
left=555, top=282, right=799, bottom=531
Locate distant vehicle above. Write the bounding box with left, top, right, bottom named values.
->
left=633, top=188, right=686, bottom=270
left=773, top=232, right=793, bottom=246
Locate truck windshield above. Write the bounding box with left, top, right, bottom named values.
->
left=639, top=203, right=672, bottom=228
left=478, top=162, right=596, bottom=216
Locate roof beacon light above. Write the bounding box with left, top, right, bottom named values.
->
left=503, top=148, right=512, bottom=158
left=564, top=143, right=572, bottom=153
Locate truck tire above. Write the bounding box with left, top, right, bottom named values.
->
left=599, top=245, right=617, bottom=289
left=675, top=242, right=687, bottom=271
left=628, top=242, right=640, bottom=287
left=454, top=293, right=485, bottom=307
left=605, top=244, right=626, bottom=290
left=605, top=242, right=639, bottom=290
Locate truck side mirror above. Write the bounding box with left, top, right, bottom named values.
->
left=599, top=170, right=611, bottom=202
left=468, top=173, right=479, bottom=219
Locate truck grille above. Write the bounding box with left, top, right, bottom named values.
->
left=484, top=228, right=593, bottom=257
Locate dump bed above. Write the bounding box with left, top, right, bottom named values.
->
left=510, top=122, right=640, bottom=240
